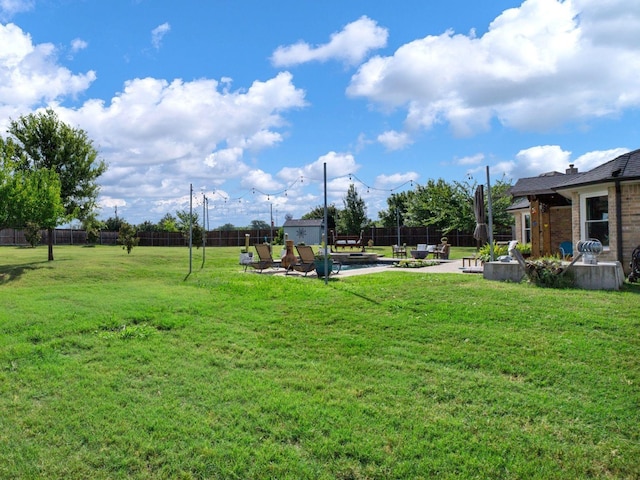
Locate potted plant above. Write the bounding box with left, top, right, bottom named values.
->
left=314, top=248, right=334, bottom=278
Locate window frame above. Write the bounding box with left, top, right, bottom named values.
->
left=580, top=189, right=610, bottom=249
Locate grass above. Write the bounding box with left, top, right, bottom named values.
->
left=1, top=245, right=639, bottom=479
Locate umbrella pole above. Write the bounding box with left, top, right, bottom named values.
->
left=486, top=166, right=494, bottom=261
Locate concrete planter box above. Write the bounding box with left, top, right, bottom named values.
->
left=483, top=260, right=625, bottom=290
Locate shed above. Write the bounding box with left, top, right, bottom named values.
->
left=282, top=219, right=324, bottom=245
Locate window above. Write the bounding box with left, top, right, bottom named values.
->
left=522, top=213, right=531, bottom=243
left=583, top=193, right=609, bottom=246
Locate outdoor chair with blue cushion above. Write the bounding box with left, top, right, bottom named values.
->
left=559, top=241, right=573, bottom=259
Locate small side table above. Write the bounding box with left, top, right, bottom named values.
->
left=462, top=256, right=480, bottom=268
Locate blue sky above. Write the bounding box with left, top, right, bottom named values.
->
left=1, top=0, right=639, bottom=227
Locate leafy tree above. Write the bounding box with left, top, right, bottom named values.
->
left=137, top=220, right=159, bottom=232
left=8, top=109, right=107, bottom=260
left=117, top=222, right=139, bottom=254
left=24, top=222, right=42, bottom=247
left=377, top=191, right=413, bottom=228
left=158, top=213, right=179, bottom=232
left=338, top=184, right=368, bottom=235
left=218, top=223, right=236, bottom=231
left=82, top=213, right=104, bottom=245
left=404, top=178, right=471, bottom=233
left=103, top=216, right=122, bottom=231
left=302, top=204, right=339, bottom=231
left=1, top=138, right=65, bottom=232
left=489, top=177, right=515, bottom=233
left=176, top=210, right=203, bottom=248
left=249, top=219, right=269, bottom=230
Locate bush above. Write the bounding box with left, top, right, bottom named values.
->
left=24, top=222, right=42, bottom=248
left=525, top=257, right=575, bottom=288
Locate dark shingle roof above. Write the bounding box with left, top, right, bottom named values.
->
left=506, top=197, right=530, bottom=211
left=554, top=148, right=640, bottom=189
left=509, top=171, right=570, bottom=196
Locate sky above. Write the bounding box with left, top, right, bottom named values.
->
left=1, top=0, right=639, bottom=228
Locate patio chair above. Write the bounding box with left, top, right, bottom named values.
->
left=392, top=244, right=407, bottom=258
left=245, top=243, right=276, bottom=272
left=289, top=245, right=317, bottom=276
left=559, top=241, right=573, bottom=259
left=434, top=243, right=450, bottom=259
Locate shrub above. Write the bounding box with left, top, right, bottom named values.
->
left=525, top=257, right=575, bottom=288
left=24, top=222, right=42, bottom=248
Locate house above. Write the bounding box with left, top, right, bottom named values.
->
left=509, top=148, right=640, bottom=275
left=282, top=218, right=324, bottom=245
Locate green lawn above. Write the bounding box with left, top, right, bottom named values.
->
left=1, top=245, right=639, bottom=479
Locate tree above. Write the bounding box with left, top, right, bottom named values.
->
left=249, top=219, right=269, bottom=230
left=103, top=216, right=123, bottom=231
left=338, top=184, right=368, bottom=235
left=137, top=220, right=159, bottom=232
left=1, top=138, right=65, bottom=233
left=158, top=213, right=179, bottom=232
left=302, top=204, right=339, bottom=231
left=377, top=191, right=413, bottom=228
left=217, top=223, right=236, bottom=231
left=82, top=213, right=105, bottom=245
left=404, top=178, right=471, bottom=233
left=117, top=222, right=139, bottom=254
left=488, top=177, right=516, bottom=233
left=176, top=210, right=203, bottom=248
left=8, top=109, right=107, bottom=260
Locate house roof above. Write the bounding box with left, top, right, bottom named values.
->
left=554, top=148, right=640, bottom=190
left=506, top=196, right=530, bottom=211
left=282, top=218, right=323, bottom=228
left=509, top=171, right=572, bottom=196
left=510, top=148, right=640, bottom=197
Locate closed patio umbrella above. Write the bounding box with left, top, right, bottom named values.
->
left=473, top=184, right=488, bottom=246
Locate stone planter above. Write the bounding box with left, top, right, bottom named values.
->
left=239, top=252, right=253, bottom=265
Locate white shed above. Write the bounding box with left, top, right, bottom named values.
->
left=282, top=219, right=324, bottom=245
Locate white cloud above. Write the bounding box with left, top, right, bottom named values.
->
left=70, top=38, right=88, bottom=53
left=347, top=0, right=640, bottom=137
left=377, top=130, right=412, bottom=151
left=0, top=23, right=96, bottom=126
left=47, top=72, right=306, bottom=222
left=151, top=22, right=171, bottom=50
left=271, top=16, right=388, bottom=67
left=491, top=145, right=629, bottom=180
left=456, top=153, right=485, bottom=166
left=0, top=0, right=33, bottom=20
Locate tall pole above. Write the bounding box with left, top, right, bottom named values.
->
left=323, top=162, right=329, bottom=286
left=396, top=195, right=401, bottom=245
left=189, top=183, right=193, bottom=275
left=202, top=192, right=206, bottom=268
left=486, top=166, right=494, bottom=261
left=270, top=203, right=274, bottom=243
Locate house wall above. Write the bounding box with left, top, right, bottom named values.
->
left=570, top=183, right=640, bottom=274
left=550, top=206, right=572, bottom=255
left=620, top=182, right=640, bottom=273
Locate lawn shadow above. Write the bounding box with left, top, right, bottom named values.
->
left=0, top=261, right=51, bottom=284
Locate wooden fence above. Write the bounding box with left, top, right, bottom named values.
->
left=1, top=226, right=513, bottom=248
